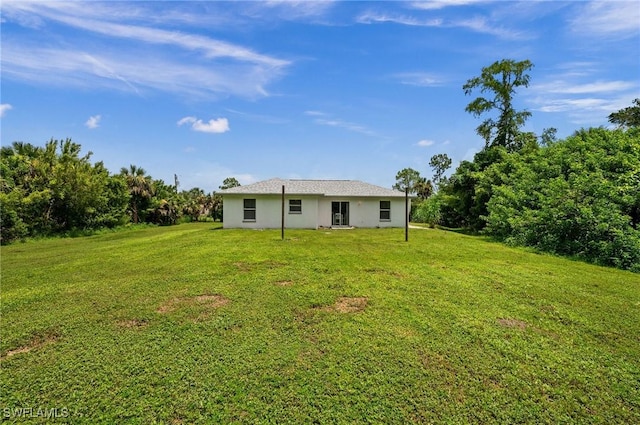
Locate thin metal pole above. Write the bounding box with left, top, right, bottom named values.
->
left=281, top=185, right=285, bottom=240
left=405, top=188, right=409, bottom=242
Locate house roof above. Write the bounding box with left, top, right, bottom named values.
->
left=218, top=178, right=409, bottom=198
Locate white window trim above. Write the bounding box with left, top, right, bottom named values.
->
left=379, top=200, right=391, bottom=222
left=243, top=199, right=256, bottom=222
left=289, top=199, right=302, bottom=214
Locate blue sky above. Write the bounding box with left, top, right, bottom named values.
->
left=1, top=1, right=639, bottom=191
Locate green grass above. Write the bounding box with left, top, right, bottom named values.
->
left=1, top=223, right=639, bottom=423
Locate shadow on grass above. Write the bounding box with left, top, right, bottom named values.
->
left=435, top=225, right=480, bottom=236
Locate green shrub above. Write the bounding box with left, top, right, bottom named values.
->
left=485, top=127, right=640, bottom=271
left=413, top=195, right=443, bottom=228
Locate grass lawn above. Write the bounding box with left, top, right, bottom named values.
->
left=1, top=223, right=639, bottom=423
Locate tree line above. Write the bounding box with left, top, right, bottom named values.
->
left=0, top=139, right=241, bottom=244
left=396, top=59, right=640, bottom=272
left=2, top=59, right=638, bottom=271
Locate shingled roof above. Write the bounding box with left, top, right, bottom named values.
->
left=218, top=178, right=408, bottom=198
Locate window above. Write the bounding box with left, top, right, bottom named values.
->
left=289, top=199, right=302, bottom=214
left=243, top=199, right=256, bottom=221
left=380, top=200, right=391, bottom=221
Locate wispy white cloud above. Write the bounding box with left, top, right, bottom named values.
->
left=357, top=12, right=442, bottom=27
left=570, top=1, right=640, bottom=38
left=532, top=96, right=635, bottom=126
left=62, top=17, right=288, bottom=68
left=534, top=97, right=610, bottom=114
left=2, top=45, right=278, bottom=99
left=416, top=139, right=435, bottom=147
left=533, top=80, right=636, bottom=95
left=1, top=0, right=290, bottom=99
left=454, top=16, right=527, bottom=39
left=530, top=65, right=639, bottom=125
left=304, top=110, right=327, bottom=117
left=394, top=72, right=446, bottom=87
left=178, top=116, right=230, bottom=134
left=0, top=104, right=13, bottom=118
left=305, top=110, right=378, bottom=136
left=257, top=1, right=336, bottom=20
left=315, top=118, right=377, bottom=136
left=3, top=0, right=238, bottom=30
left=85, top=115, right=101, bottom=129
left=356, top=10, right=527, bottom=40
left=552, top=61, right=599, bottom=78
left=410, top=0, right=484, bottom=11
left=226, top=108, right=290, bottom=125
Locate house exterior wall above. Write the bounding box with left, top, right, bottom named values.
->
left=361, top=198, right=407, bottom=228
left=224, top=195, right=409, bottom=229
left=317, top=197, right=407, bottom=228
left=222, top=195, right=319, bottom=229
left=317, top=199, right=332, bottom=228
left=286, top=196, right=318, bottom=228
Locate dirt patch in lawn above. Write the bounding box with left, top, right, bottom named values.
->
left=233, top=262, right=253, bottom=272
left=274, top=280, right=294, bottom=286
left=497, top=318, right=528, bottom=330
left=328, top=296, right=368, bottom=313
left=3, top=331, right=59, bottom=360
left=157, top=294, right=230, bottom=314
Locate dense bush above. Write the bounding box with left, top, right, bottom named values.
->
left=412, top=195, right=443, bottom=228
left=1, top=140, right=130, bottom=243
left=1, top=139, right=223, bottom=244
left=484, top=128, right=640, bottom=271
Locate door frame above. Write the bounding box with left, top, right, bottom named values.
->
left=331, top=201, right=349, bottom=226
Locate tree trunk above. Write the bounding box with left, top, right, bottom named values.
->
left=132, top=203, right=139, bottom=224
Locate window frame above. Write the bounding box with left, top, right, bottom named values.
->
left=243, top=198, right=256, bottom=222
left=379, top=200, right=391, bottom=221
left=288, top=199, right=302, bottom=214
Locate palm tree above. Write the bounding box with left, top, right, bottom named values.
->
left=152, top=198, right=179, bottom=225
left=120, top=165, right=153, bottom=223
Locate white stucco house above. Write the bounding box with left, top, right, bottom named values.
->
left=218, top=178, right=411, bottom=229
